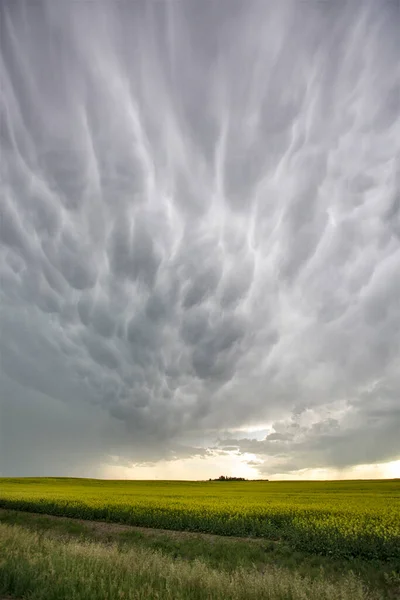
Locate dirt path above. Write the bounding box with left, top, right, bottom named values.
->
left=0, top=508, right=269, bottom=546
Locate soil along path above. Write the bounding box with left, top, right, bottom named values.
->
left=0, top=507, right=268, bottom=545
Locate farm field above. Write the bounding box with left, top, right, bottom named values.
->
left=0, top=478, right=399, bottom=599
left=0, top=478, right=399, bottom=561
left=0, top=513, right=386, bottom=600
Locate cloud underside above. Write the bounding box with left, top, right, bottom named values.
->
left=0, top=0, right=399, bottom=477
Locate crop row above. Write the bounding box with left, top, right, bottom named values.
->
left=0, top=494, right=398, bottom=561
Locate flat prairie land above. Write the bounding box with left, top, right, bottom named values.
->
left=0, top=478, right=399, bottom=559
left=0, top=478, right=399, bottom=599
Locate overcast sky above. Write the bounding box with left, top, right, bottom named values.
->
left=1, top=0, right=399, bottom=480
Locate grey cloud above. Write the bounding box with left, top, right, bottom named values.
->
left=90, top=301, right=116, bottom=338
left=42, top=229, right=98, bottom=291
left=180, top=307, right=209, bottom=346
left=77, top=293, right=93, bottom=327
left=109, top=212, right=161, bottom=286
left=217, top=399, right=400, bottom=475
left=266, top=433, right=294, bottom=442
left=1, top=0, right=399, bottom=477
left=145, top=292, right=169, bottom=323
left=0, top=197, right=31, bottom=258
left=42, top=146, right=89, bottom=212
left=219, top=259, right=254, bottom=309
left=84, top=335, right=120, bottom=371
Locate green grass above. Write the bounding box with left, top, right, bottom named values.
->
left=0, top=478, right=399, bottom=561
left=0, top=520, right=387, bottom=600
left=1, top=509, right=399, bottom=598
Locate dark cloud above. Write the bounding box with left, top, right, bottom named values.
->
left=1, top=0, right=399, bottom=477
left=217, top=389, right=400, bottom=474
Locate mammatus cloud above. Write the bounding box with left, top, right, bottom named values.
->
left=0, top=0, right=399, bottom=478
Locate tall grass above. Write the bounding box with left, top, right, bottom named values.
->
left=0, top=523, right=381, bottom=600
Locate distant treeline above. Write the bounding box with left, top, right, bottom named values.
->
left=208, top=476, right=269, bottom=482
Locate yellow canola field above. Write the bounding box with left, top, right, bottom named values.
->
left=0, top=478, right=399, bottom=561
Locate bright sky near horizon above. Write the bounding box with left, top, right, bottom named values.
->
left=0, top=0, right=399, bottom=480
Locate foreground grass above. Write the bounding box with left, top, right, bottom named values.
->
left=0, top=521, right=384, bottom=600
left=1, top=478, right=399, bottom=561
left=0, top=510, right=399, bottom=599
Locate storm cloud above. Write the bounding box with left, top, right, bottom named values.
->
left=0, top=0, right=399, bottom=478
